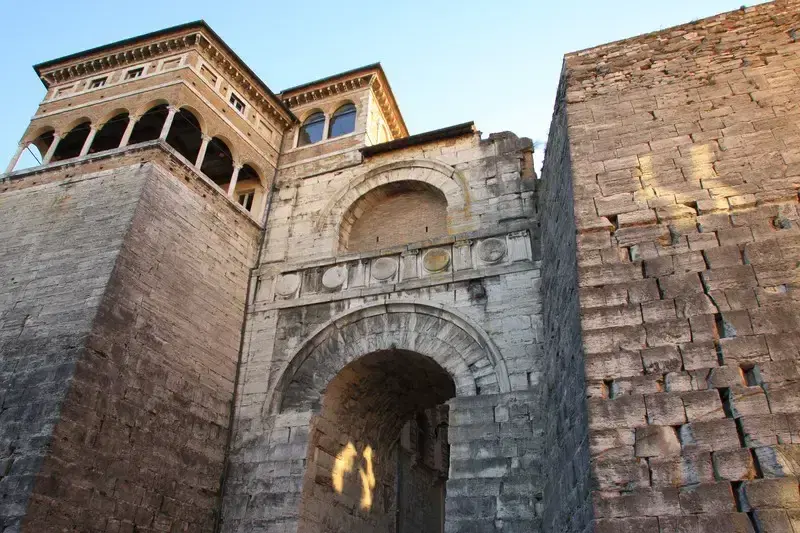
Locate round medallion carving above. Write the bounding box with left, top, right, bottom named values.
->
left=275, top=273, right=300, bottom=296
left=371, top=257, right=398, bottom=281
left=422, top=248, right=451, bottom=273
left=321, top=265, right=347, bottom=290
left=477, top=238, right=507, bottom=264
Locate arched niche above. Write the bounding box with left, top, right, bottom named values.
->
left=315, top=159, right=473, bottom=255
left=340, top=180, right=448, bottom=253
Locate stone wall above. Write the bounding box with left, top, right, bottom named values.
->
left=1, top=150, right=260, bottom=532
left=537, top=67, right=593, bottom=533
left=221, top=129, right=546, bottom=532
left=0, top=165, right=146, bottom=533
left=555, top=2, right=800, bottom=531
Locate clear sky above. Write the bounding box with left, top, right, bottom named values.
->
left=0, top=0, right=769, bottom=171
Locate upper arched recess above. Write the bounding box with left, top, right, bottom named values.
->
left=315, top=159, right=467, bottom=234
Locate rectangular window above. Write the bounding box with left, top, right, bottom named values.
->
left=125, top=67, right=144, bottom=80
left=237, top=190, right=255, bottom=211
left=230, top=93, right=246, bottom=114
left=89, top=77, right=107, bottom=89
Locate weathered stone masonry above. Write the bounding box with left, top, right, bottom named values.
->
left=222, top=128, right=548, bottom=533
left=1, top=145, right=260, bottom=533
left=5, top=4, right=800, bottom=532
left=546, top=1, right=800, bottom=531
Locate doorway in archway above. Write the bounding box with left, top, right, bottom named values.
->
left=296, top=349, right=454, bottom=533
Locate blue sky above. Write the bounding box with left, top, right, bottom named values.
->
left=1, top=0, right=768, bottom=171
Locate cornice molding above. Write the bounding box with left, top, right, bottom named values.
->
left=39, top=34, right=196, bottom=87
left=281, top=74, right=373, bottom=108
left=35, top=29, right=294, bottom=129
left=194, top=33, right=293, bottom=128
left=369, top=75, right=407, bottom=139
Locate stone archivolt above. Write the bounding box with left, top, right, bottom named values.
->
left=265, top=300, right=512, bottom=416
left=316, top=158, right=467, bottom=239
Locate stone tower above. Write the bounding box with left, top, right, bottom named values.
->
left=1, top=20, right=544, bottom=533
left=540, top=1, right=800, bottom=532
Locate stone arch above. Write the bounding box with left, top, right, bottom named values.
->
left=165, top=108, right=203, bottom=163
left=132, top=98, right=170, bottom=119
left=97, top=107, right=131, bottom=127
left=266, top=300, right=510, bottom=417
left=90, top=112, right=130, bottom=154
left=61, top=116, right=93, bottom=135
left=314, top=161, right=470, bottom=254
left=339, top=180, right=449, bottom=253
left=51, top=120, right=92, bottom=162
left=177, top=104, right=207, bottom=134
left=240, top=161, right=267, bottom=186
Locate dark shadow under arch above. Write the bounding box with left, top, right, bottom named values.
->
left=129, top=104, right=168, bottom=145
left=299, top=348, right=454, bottom=533
left=90, top=113, right=129, bottom=154
left=200, top=137, right=234, bottom=186
left=52, top=122, right=91, bottom=162
left=166, top=108, right=203, bottom=163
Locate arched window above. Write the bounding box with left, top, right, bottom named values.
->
left=200, top=137, right=234, bottom=186
left=235, top=164, right=260, bottom=212
left=297, top=112, right=325, bottom=147
left=166, top=109, right=203, bottom=163
left=328, top=103, right=356, bottom=139
left=90, top=113, right=130, bottom=153
left=31, top=130, right=55, bottom=161
left=51, top=121, right=92, bottom=162
left=129, top=104, right=168, bottom=145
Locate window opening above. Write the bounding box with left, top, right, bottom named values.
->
left=237, top=190, right=255, bottom=211
left=125, top=67, right=144, bottom=80
left=89, top=77, right=107, bottom=89
left=230, top=93, right=246, bottom=114
left=328, top=103, right=357, bottom=138
left=298, top=111, right=325, bottom=146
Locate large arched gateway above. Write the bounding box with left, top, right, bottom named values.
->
left=248, top=302, right=515, bottom=532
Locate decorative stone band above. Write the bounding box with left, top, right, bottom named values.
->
left=256, top=229, right=536, bottom=308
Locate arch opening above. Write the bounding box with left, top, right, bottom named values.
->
left=299, top=349, right=453, bottom=533
left=233, top=164, right=260, bottom=212
left=328, top=103, right=356, bottom=139
left=166, top=108, right=203, bottom=163
left=52, top=121, right=91, bottom=162
left=129, top=104, right=168, bottom=145
left=200, top=137, right=234, bottom=186
left=340, top=180, right=449, bottom=253
left=31, top=130, right=55, bottom=161
left=298, top=111, right=325, bottom=147
left=90, top=113, right=129, bottom=153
